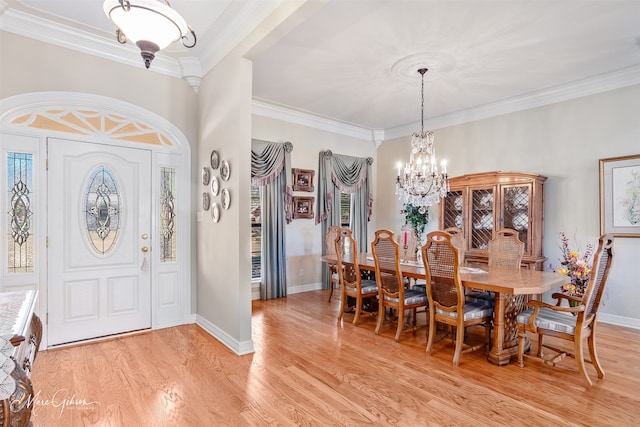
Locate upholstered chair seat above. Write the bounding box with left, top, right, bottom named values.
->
left=517, top=308, right=578, bottom=335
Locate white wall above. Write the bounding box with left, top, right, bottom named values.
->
left=0, top=32, right=200, bottom=332
left=252, top=115, right=378, bottom=294
left=0, top=32, right=198, bottom=144
left=377, top=84, right=640, bottom=327
left=196, top=55, right=254, bottom=354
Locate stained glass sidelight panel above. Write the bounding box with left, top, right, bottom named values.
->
left=160, top=167, right=177, bottom=263
left=84, top=166, right=121, bottom=255
left=7, top=153, right=34, bottom=273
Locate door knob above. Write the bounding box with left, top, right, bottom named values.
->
left=141, top=246, right=149, bottom=253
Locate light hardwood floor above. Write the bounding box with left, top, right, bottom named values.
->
left=31, top=290, right=640, bottom=426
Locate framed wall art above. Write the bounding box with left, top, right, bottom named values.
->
left=292, top=196, right=314, bottom=219
left=599, top=154, right=640, bottom=237
left=292, top=168, right=315, bottom=192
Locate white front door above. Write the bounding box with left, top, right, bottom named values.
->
left=47, top=138, right=151, bottom=346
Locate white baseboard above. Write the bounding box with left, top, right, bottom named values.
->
left=598, top=313, right=640, bottom=330
left=251, top=282, right=324, bottom=300
left=196, top=314, right=255, bottom=355
left=287, top=282, right=323, bottom=295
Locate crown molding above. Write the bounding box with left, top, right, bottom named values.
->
left=199, top=0, right=285, bottom=76
left=252, top=99, right=379, bottom=143
left=0, top=7, right=184, bottom=77
left=384, top=64, right=640, bottom=141
left=3, top=4, right=638, bottom=142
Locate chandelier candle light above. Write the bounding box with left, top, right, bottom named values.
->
left=104, top=0, right=196, bottom=69
left=395, top=68, right=449, bottom=209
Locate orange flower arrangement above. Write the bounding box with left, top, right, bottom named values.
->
left=554, top=232, right=593, bottom=297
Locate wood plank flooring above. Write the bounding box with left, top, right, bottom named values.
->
left=30, top=290, right=640, bottom=426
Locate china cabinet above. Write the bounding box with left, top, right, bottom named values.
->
left=439, top=171, right=547, bottom=270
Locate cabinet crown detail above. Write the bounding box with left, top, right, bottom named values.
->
left=439, top=171, right=547, bottom=270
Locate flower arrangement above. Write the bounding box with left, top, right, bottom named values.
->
left=553, top=232, right=594, bottom=297
left=401, top=203, right=429, bottom=243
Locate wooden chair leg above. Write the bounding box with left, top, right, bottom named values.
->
left=574, top=334, right=592, bottom=388
left=537, top=332, right=544, bottom=357
left=375, top=304, right=385, bottom=335
left=484, top=322, right=491, bottom=352
left=426, top=312, right=436, bottom=354
left=337, top=287, right=346, bottom=323
left=353, top=295, right=362, bottom=325
left=517, top=330, right=526, bottom=367
left=588, top=326, right=605, bottom=379
left=328, top=266, right=336, bottom=302
left=394, top=308, right=404, bottom=341
left=453, top=321, right=465, bottom=366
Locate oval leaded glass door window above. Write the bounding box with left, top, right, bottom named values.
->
left=84, top=166, right=122, bottom=255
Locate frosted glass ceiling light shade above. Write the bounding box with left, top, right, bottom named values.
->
left=104, top=0, right=196, bottom=69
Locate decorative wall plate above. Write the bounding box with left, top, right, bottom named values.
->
left=202, top=166, right=210, bottom=186
left=202, top=192, right=210, bottom=211
left=513, top=213, right=529, bottom=230
left=211, top=202, right=220, bottom=223
left=454, top=195, right=463, bottom=210
left=210, top=150, right=219, bottom=169
left=221, top=188, right=230, bottom=209
left=220, top=160, right=230, bottom=181
left=211, top=175, right=220, bottom=196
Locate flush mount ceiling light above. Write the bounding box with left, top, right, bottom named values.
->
left=103, top=0, right=196, bottom=69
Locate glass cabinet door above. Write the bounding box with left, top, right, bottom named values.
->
left=501, top=184, right=532, bottom=254
left=442, top=190, right=464, bottom=230
left=470, top=187, right=495, bottom=250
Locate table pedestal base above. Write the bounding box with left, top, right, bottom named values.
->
left=487, top=293, right=528, bottom=366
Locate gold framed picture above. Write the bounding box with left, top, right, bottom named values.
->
left=599, top=154, right=640, bottom=237
left=292, top=168, right=315, bottom=192
left=292, top=196, right=314, bottom=219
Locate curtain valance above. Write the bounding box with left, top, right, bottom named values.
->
left=316, top=150, right=374, bottom=225
left=251, top=140, right=293, bottom=223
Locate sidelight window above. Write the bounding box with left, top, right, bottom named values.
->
left=7, top=152, right=34, bottom=273
left=160, top=167, right=177, bottom=262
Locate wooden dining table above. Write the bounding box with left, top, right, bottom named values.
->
left=321, top=252, right=570, bottom=366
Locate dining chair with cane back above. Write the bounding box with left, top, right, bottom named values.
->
left=467, top=228, right=525, bottom=305
left=421, top=231, right=493, bottom=366
left=334, top=228, right=378, bottom=325
left=444, top=227, right=466, bottom=264
left=398, top=225, right=419, bottom=262
left=325, top=225, right=342, bottom=302
left=488, top=228, right=525, bottom=269
left=371, top=229, right=428, bottom=341
left=517, top=234, right=614, bottom=387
